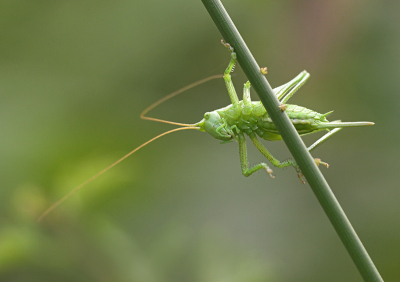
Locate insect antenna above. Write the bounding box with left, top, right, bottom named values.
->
left=37, top=126, right=199, bottom=223
left=38, top=74, right=223, bottom=222
left=140, top=74, right=223, bottom=127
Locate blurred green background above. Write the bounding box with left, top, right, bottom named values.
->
left=1, top=1, right=399, bottom=281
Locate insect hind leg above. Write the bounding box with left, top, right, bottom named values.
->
left=306, top=128, right=344, bottom=171
left=308, top=128, right=343, bottom=152
left=275, top=71, right=310, bottom=103
left=295, top=128, right=343, bottom=183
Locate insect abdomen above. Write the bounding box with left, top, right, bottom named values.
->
left=219, top=102, right=326, bottom=140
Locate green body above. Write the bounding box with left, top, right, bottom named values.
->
left=217, top=102, right=329, bottom=141
left=195, top=41, right=373, bottom=181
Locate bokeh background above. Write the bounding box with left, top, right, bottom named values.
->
left=1, top=1, right=399, bottom=281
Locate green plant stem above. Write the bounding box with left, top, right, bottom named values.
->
left=201, top=1, right=383, bottom=281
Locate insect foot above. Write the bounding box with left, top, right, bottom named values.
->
left=266, top=167, right=275, bottom=179
left=221, top=39, right=234, bottom=53
left=315, top=158, right=329, bottom=169
left=295, top=168, right=306, bottom=184
left=291, top=162, right=306, bottom=183
left=279, top=104, right=287, bottom=111
left=260, top=67, right=268, bottom=74
left=293, top=158, right=329, bottom=184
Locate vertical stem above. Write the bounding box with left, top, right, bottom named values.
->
left=201, top=1, right=383, bottom=281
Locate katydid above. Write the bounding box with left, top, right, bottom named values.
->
left=37, top=41, right=373, bottom=222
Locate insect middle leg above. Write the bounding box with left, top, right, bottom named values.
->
left=249, top=133, right=326, bottom=183
left=238, top=133, right=274, bottom=178
left=248, top=133, right=297, bottom=169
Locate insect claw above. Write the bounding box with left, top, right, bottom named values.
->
left=221, top=39, right=234, bottom=52
left=298, top=174, right=306, bottom=184
left=294, top=164, right=306, bottom=183
left=315, top=158, right=329, bottom=168
left=279, top=104, right=287, bottom=111
left=266, top=168, right=275, bottom=178
left=260, top=67, right=268, bottom=75
left=221, top=39, right=229, bottom=47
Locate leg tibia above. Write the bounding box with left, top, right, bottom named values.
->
left=308, top=128, right=342, bottom=152
left=222, top=40, right=239, bottom=105
left=274, top=71, right=310, bottom=103
left=223, top=52, right=239, bottom=105
left=249, top=134, right=296, bottom=168
left=295, top=130, right=340, bottom=183
left=238, top=133, right=274, bottom=178
left=242, top=163, right=274, bottom=178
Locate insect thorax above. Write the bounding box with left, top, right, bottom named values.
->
left=217, top=101, right=328, bottom=141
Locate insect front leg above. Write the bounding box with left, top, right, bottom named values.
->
left=221, top=39, right=239, bottom=105
left=238, top=133, right=274, bottom=178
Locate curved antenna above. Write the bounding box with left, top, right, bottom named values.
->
left=37, top=126, right=199, bottom=223
left=140, top=74, right=223, bottom=127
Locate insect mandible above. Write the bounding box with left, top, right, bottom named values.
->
left=37, top=40, right=374, bottom=222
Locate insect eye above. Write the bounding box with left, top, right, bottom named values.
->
left=204, top=113, right=210, bottom=120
